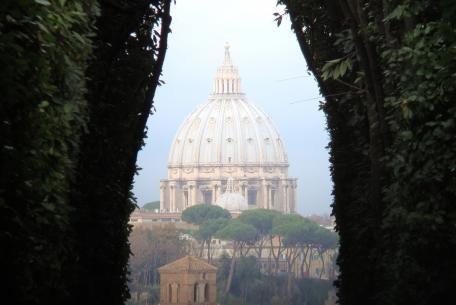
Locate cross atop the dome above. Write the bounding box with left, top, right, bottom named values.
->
left=224, top=42, right=231, bottom=64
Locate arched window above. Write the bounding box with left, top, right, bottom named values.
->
left=204, top=283, right=209, bottom=302
left=194, top=283, right=199, bottom=302
left=176, top=284, right=180, bottom=303
left=168, top=283, right=172, bottom=302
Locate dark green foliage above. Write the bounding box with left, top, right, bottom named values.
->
left=380, top=5, right=456, bottom=303
left=182, top=204, right=231, bottom=225
left=68, top=1, right=172, bottom=304
left=197, top=218, right=229, bottom=241
left=292, top=278, right=333, bottom=305
left=239, top=208, right=281, bottom=235
left=0, top=0, right=172, bottom=304
left=278, top=1, right=456, bottom=305
left=142, top=201, right=160, bottom=211
left=238, top=208, right=281, bottom=258
left=181, top=205, right=231, bottom=261
left=224, top=256, right=264, bottom=304
left=272, top=214, right=337, bottom=302
left=216, top=219, right=257, bottom=243
left=0, top=1, right=97, bottom=304
left=216, top=219, right=257, bottom=294
left=217, top=255, right=332, bottom=305
left=272, top=216, right=318, bottom=246
left=196, top=217, right=229, bottom=262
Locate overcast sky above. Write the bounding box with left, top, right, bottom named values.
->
left=132, top=0, right=333, bottom=215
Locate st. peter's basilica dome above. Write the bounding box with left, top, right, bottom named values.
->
left=168, top=45, right=288, bottom=166
left=160, top=44, right=297, bottom=214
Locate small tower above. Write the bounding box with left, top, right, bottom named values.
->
left=158, top=256, right=218, bottom=305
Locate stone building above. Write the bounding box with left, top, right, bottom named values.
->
left=157, top=256, right=218, bottom=305
left=160, top=44, right=297, bottom=213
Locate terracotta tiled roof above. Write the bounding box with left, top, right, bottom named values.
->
left=158, top=256, right=218, bottom=273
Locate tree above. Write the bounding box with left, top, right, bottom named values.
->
left=268, top=213, right=305, bottom=275
left=272, top=215, right=319, bottom=304
left=182, top=204, right=231, bottom=225
left=196, top=218, right=229, bottom=262
left=277, top=1, right=456, bottom=304
left=1, top=0, right=173, bottom=304
left=215, top=219, right=256, bottom=294
left=1, top=1, right=98, bottom=304
left=238, top=209, right=281, bottom=260
left=231, top=256, right=262, bottom=305
left=67, top=1, right=172, bottom=304
left=129, top=224, right=188, bottom=305
left=182, top=204, right=231, bottom=259
left=142, top=201, right=160, bottom=211
left=313, top=227, right=338, bottom=279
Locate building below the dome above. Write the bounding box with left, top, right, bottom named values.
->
left=160, top=44, right=297, bottom=213
left=157, top=256, right=217, bottom=305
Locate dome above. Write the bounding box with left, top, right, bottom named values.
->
left=160, top=45, right=297, bottom=215
left=168, top=45, right=288, bottom=167
left=215, top=177, right=248, bottom=212
left=215, top=192, right=248, bottom=212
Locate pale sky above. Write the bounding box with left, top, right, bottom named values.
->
left=132, top=0, right=333, bottom=215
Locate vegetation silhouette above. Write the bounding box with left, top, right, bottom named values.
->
left=1, top=1, right=455, bottom=305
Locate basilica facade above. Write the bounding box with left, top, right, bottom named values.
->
left=160, top=45, right=297, bottom=213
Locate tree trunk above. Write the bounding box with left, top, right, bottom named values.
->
left=319, top=251, right=326, bottom=280
left=287, top=260, right=294, bottom=305
left=286, top=248, right=299, bottom=305
left=306, top=248, right=314, bottom=275
left=271, top=236, right=283, bottom=275
left=225, top=243, right=238, bottom=294
left=207, top=239, right=211, bottom=263
left=199, top=240, right=205, bottom=257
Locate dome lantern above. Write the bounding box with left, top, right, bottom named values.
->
left=214, top=42, right=242, bottom=94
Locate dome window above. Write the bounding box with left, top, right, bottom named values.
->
left=188, top=138, right=193, bottom=143
left=227, top=137, right=233, bottom=143
left=264, top=137, right=270, bottom=142
left=247, top=137, right=253, bottom=143
left=206, top=138, right=212, bottom=143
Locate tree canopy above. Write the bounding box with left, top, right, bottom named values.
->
left=142, top=201, right=160, bottom=211
left=181, top=204, right=231, bottom=225
left=238, top=208, right=281, bottom=236
left=216, top=219, right=257, bottom=243
left=278, top=1, right=456, bottom=304
left=1, top=1, right=172, bottom=304
left=196, top=218, right=230, bottom=241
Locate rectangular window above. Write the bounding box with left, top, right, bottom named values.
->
left=204, top=190, right=212, bottom=205
left=271, top=190, right=276, bottom=207
left=184, top=190, right=189, bottom=207
left=248, top=190, right=257, bottom=205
